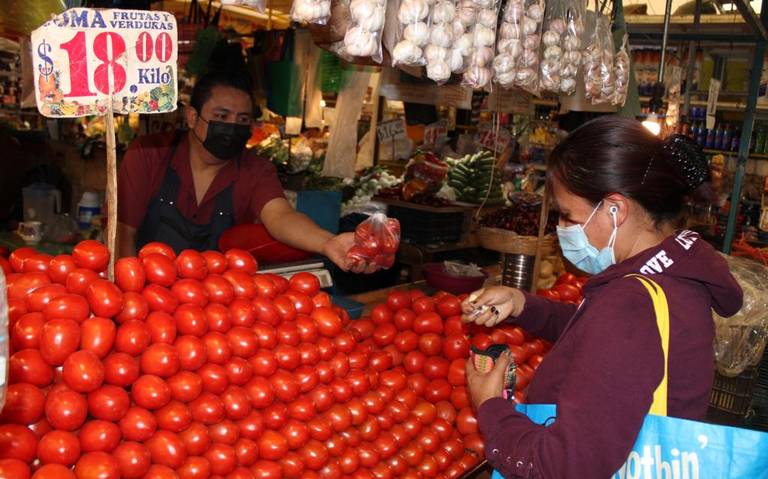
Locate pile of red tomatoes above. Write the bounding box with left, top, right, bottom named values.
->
left=0, top=240, right=549, bottom=479
left=536, top=272, right=586, bottom=304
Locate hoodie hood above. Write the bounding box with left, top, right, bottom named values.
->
left=583, top=230, right=743, bottom=317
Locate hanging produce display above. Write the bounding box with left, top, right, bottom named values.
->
left=583, top=12, right=615, bottom=104
left=425, top=1, right=459, bottom=82
left=392, top=0, right=430, bottom=67
left=345, top=0, right=387, bottom=61
left=462, top=0, right=501, bottom=90
left=292, top=0, right=332, bottom=24
left=613, top=34, right=631, bottom=106
left=539, top=0, right=584, bottom=94
left=493, top=0, right=544, bottom=92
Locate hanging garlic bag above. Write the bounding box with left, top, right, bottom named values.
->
left=539, top=0, right=585, bottom=94
left=559, top=1, right=585, bottom=94
left=494, top=0, right=544, bottom=93
left=292, top=0, right=332, bottom=24
left=462, top=0, right=501, bottom=90
left=426, top=0, right=460, bottom=82
left=451, top=0, right=478, bottom=74
left=612, top=34, right=630, bottom=106
left=392, top=0, right=430, bottom=67
left=345, top=0, right=387, bottom=62
left=583, top=12, right=615, bottom=104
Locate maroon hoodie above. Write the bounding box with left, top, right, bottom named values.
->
left=477, top=230, right=743, bottom=478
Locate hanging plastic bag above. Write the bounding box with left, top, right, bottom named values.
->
left=346, top=213, right=401, bottom=270
left=539, top=0, right=584, bottom=95
left=583, top=13, right=615, bottom=104
left=612, top=33, right=630, bottom=106
left=451, top=0, right=477, bottom=74
left=494, top=0, right=544, bottom=93
left=345, top=0, right=387, bottom=63
left=462, top=0, right=501, bottom=90
left=292, top=0, right=332, bottom=24
left=425, top=1, right=460, bottom=82
left=392, top=0, right=430, bottom=67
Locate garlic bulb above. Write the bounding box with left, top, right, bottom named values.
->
left=499, top=23, right=520, bottom=40
left=549, top=18, right=566, bottom=35
left=473, top=24, right=496, bottom=47
left=345, top=26, right=378, bottom=57
left=503, top=2, right=523, bottom=22
left=522, top=17, right=538, bottom=36
left=522, top=34, right=540, bottom=50
left=293, top=0, right=331, bottom=22
left=496, top=70, right=516, bottom=86
left=451, top=20, right=465, bottom=38
left=448, top=48, right=464, bottom=71
left=563, top=34, right=581, bottom=51
left=540, top=58, right=560, bottom=75
left=357, top=5, right=385, bottom=31
left=454, top=33, right=474, bottom=56
left=404, top=22, right=430, bottom=46
left=540, top=74, right=560, bottom=91
left=544, top=45, right=562, bottom=60
left=350, top=0, right=374, bottom=22
left=474, top=46, right=494, bottom=67
left=424, top=44, right=448, bottom=62
left=392, top=40, right=423, bottom=64
left=427, top=60, right=451, bottom=82
left=560, top=77, right=576, bottom=93
left=477, top=9, right=497, bottom=28
left=498, top=38, right=522, bottom=58
left=474, top=0, right=494, bottom=8
left=561, top=63, right=578, bottom=77
left=520, top=49, right=537, bottom=67
left=464, top=65, right=491, bottom=88
left=493, top=53, right=516, bottom=73
left=515, top=68, right=535, bottom=85
left=564, top=50, right=581, bottom=64
left=432, top=1, right=457, bottom=24
left=526, top=3, right=544, bottom=21
left=542, top=30, right=560, bottom=47
left=458, top=1, right=477, bottom=25
left=398, top=0, right=429, bottom=24
left=429, top=24, right=453, bottom=48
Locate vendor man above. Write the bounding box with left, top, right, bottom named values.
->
left=117, top=70, right=357, bottom=270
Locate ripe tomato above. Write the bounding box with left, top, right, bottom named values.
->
left=204, top=303, right=231, bottom=332
left=413, top=312, right=443, bottom=335
left=202, top=250, right=227, bottom=274
left=301, top=439, right=329, bottom=470
left=310, top=386, right=334, bottom=414
left=447, top=358, right=466, bottom=386
left=145, top=430, right=187, bottom=469
left=142, top=253, right=177, bottom=287
left=270, top=370, right=300, bottom=402
left=403, top=351, right=426, bottom=374
left=372, top=323, right=397, bottom=348
left=179, top=422, right=211, bottom=456
left=115, top=257, right=146, bottom=292
left=115, top=292, right=149, bottom=323
left=87, top=385, right=130, bottom=422
left=141, top=283, right=178, bottom=314
left=62, top=350, right=104, bottom=393
left=225, top=249, right=258, bottom=274
left=113, top=441, right=151, bottom=479
left=175, top=304, right=208, bottom=337
left=508, top=344, right=529, bottom=364
left=316, top=338, right=336, bottom=361
left=45, top=389, right=87, bottom=432
left=254, top=275, right=278, bottom=299
left=37, top=430, right=80, bottom=466
left=43, top=293, right=89, bottom=323
left=115, top=320, right=151, bottom=357
left=450, top=386, right=470, bottom=410
left=175, top=250, right=208, bottom=280
left=197, top=363, right=229, bottom=394
left=72, top=240, right=109, bottom=272
left=224, top=270, right=257, bottom=299
left=11, top=312, right=45, bottom=350
left=25, top=284, right=66, bottom=313
left=73, top=451, right=120, bottom=479
left=386, top=291, right=411, bottom=311
left=423, top=357, right=449, bottom=380
left=86, top=279, right=123, bottom=318
left=244, top=377, right=274, bottom=409
left=411, top=297, right=435, bottom=315
left=203, top=275, right=235, bottom=305
left=407, top=373, right=428, bottom=396
left=418, top=333, right=443, bottom=356
left=203, top=331, right=232, bottom=365
left=209, top=419, right=240, bottom=445
left=289, top=272, right=320, bottom=296
left=553, top=283, right=581, bottom=302
left=139, top=242, right=176, bottom=260
left=263, top=403, right=289, bottom=430
left=443, top=333, right=470, bottom=360
left=172, top=279, right=209, bottom=307
left=79, top=419, right=121, bottom=453
left=118, top=407, right=157, bottom=442
left=48, top=255, right=77, bottom=284
left=272, top=296, right=297, bottom=322
left=528, top=353, right=545, bottom=369
left=310, top=307, right=342, bottom=337
left=132, top=374, right=171, bottom=410
left=167, top=371, right=203, bottom=403
left=424, top=379, right=452, bottom=403
left=80, top=317, right=116, bottom=359
left=7, top=271, right=50, bottom=302
left=206, top=443, right=237, bottom=475
left=39, top=318, right=80, bottom=366
left=9, top=349, right=53, bottom=387
left=258, top=430, right=288, bottom=461
left=456, top=407, right=478, bottom=435
left=1, top=383, right=45, bottom=425
left=103, top=352, right=139, bottom=388
left=470, top=332, right=493, bottom=351
left=156, top=401, right=193, bottom=433
left=436, top=295, right=462, bottom=318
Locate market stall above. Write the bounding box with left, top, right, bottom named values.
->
left=2, top=0, right=768, bottom=478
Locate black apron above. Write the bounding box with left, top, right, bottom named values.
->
left=136, top=133, right=235, bottom=254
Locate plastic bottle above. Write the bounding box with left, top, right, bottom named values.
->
left=77, top=191, right=101, bottom=230
left=697, top=123, right=707, bottom=147
left=705, top=127, right=716, bottom=149
left=721, top=124, right=732, bottom=151
left=691, top=122, right=702, bottom=146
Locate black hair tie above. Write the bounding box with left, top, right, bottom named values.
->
left=662, top=134, right=709, bottom=191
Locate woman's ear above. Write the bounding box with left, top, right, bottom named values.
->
left=603, top=193, right=630, bottom=227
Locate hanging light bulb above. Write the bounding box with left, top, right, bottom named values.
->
left=642, top=113, right=662, bottom=136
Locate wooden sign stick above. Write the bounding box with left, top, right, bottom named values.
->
left=105, top=100, right=118, bottom=280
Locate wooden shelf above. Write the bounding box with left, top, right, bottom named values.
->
left=703, top=148, right=768, bottom=160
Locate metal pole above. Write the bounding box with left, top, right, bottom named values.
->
left=658, top=0, right=674, bottom=82
left=722, top=43, right=765, bottom=253
left=683, top=0, right=703, bottom=115
left=722, top=0, right=768, bottom=253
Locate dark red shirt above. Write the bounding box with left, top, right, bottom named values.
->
left=118, top=132, right=284, bottom=229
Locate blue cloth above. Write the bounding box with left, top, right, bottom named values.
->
left=490, top=404, right=768, bottom=479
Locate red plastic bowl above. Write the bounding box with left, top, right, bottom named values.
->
left=219, top=224, right=312, bottom=264
left=422, top=263, right=487, bottom=295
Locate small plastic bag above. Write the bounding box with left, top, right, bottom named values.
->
left=392, top=0, right=430, bottom=67
left=292, top=0, right=332, bottom=24
left=583, top=13, right=615, bottom=104
left=346, top=213, right=401, bottom=270
left=494, top=0, right=544, bottom=93
left=612, top=34, right=630, bottom=106
left=462, top=0, right=501, bottom=90
left=425, top=1, right=459, bottom=83
left=539, top=0, right=584, bottom=95
left=451, top=0, right=478, bottom=74
left=345, top=0, right=387, bottom=63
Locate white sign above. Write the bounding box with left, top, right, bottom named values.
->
left=377, top=119, right=406, bottom=142
left=32, top=8, right=178, bottom=117
left=476, top=127, right=512, bottom=153
left=424, top=120, right=448, bottom=147
left=706, top=79, right=721, bottom=130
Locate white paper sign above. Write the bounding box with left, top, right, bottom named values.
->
left=706, top=79, right=721, bottom=130
left=377, top=119, right=406, bottom=142
left=31, top=8, right=177, bottom=117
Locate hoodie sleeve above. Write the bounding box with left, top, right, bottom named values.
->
left=508, top=292, right=578, bottom=343
left=478, top=280, right=664, bottom=478
left=709, top=252, right=743, bottom=317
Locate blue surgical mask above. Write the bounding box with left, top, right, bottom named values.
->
left=556, top=201, right=618, bottom=275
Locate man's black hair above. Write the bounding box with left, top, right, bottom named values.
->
left=189, top=70, right=255, bottom=113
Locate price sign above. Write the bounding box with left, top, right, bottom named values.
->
left=32, top=8, right=177, bottom=117
left=377, top=119, right=406, bottom=142
left=424, top=120, right=448, bottom=147
left=476, top=128, right=511, bottom=154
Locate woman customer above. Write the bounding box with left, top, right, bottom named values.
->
left=463, top=116, right=743, bottom=477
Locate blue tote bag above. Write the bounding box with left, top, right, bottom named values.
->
left=492, top=275, right=768, bottom=478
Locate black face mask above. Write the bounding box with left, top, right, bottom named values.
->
left=198, top=119, right=251, bottom=160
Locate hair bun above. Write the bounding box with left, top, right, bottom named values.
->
left=663, top=134, right=708, bottom=191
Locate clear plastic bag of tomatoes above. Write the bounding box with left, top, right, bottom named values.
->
left=346, top=213, right=401, bottom=270
left=0, top=268, right=7, bottom=410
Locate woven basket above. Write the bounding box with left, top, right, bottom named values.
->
left=478, top=227, right=557, bottom=256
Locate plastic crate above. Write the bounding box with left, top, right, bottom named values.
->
left=386, top=203, right=468, bottom=245
left=708, top=368, right=759, bottom=426
left=746, top=349, right=768, bottom=431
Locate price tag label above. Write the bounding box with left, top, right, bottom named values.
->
left=424, top=120, right=447, bottom=146
left=476, top=128, right=511, bottom=153
left=32, top=8, right=177, bottom=117
left=377, top=119, right=406, bottom=142
left=706, top=79, right=721, bottom=130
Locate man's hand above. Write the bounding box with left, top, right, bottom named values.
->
left=322, top=233, right=379, bottom=274
left=466, top=350, right=512, bottom=410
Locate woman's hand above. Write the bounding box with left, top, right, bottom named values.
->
left=466, top=350, right=512, bottom=409
left=461, top=286, right=526, bottom=327
left=322, top=233, right=379, bottom=274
